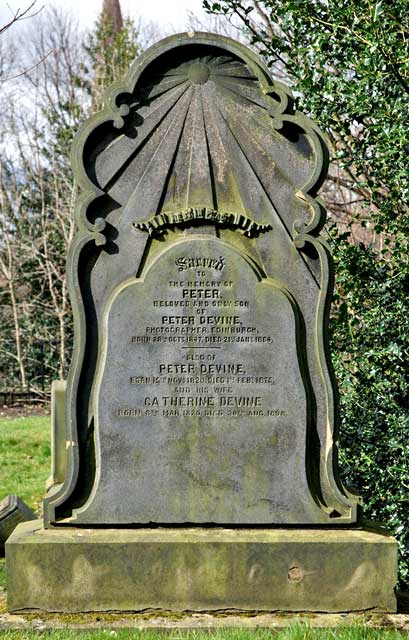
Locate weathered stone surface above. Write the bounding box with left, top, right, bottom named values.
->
left=71, top=236, right=329, bottom=525
left=43, top=32, right=360, bottom=527
left=7, top=520, right=397, bottom=613
left=0, top=496, right=35, bottom=554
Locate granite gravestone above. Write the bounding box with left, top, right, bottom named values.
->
left=6, top=32, right=397, bottom=613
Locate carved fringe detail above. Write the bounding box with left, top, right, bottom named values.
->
left=133, top=208, right=272, bottom=237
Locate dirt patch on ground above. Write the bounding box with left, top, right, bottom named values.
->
left=0, top=405, right=50, bottom=419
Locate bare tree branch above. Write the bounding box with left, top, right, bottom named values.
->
left=0, top=1, right=43, bottom=36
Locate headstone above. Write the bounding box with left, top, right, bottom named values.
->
left=45, top=33, right=360, bottom=527
left=0, top=495, right=35, bottom=554
left=6, top=32, right=397, bottom=613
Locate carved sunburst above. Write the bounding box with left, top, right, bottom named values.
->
left=92, top=51, right=317, bottom=238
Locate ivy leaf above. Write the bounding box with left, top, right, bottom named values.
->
left=372, top=2, right=384, bottom=22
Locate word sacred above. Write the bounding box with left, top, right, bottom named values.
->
left=175, top=256, right=226, bottom=272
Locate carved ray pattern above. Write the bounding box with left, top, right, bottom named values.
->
left=89, top=51, right=319, bottom=238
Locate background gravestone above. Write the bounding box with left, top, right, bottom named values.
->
left=6, top=32, right=397, bottom=614
left=0, top=496, right=35, bottom=555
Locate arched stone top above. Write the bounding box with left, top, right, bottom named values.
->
left=72, top=32, right=328, bottom=240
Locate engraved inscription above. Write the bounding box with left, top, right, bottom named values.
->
left=82, top=237, right=314, bottom=524
left=114, top=251, right=290, bottom=420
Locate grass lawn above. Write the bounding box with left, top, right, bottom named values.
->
left=0, top=415, right=50, bottom=514
left=0, top=628, right=408, bottom=639
left=0, top=556, right=5, bottom=590
left=0, top=415, right=49, bottom=595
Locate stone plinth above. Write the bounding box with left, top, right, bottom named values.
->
left=6, top=520, right=397, bottom=613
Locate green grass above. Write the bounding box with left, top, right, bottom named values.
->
left=0, top=557, right=5, bottom=590
left=0, top=414, right=49, bottom=594
left=0, top=416, right=50, bottom=514
left=0, top=628, right=407, bottom=639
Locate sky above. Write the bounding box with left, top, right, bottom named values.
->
left=0, top=0, right=209, bottom=32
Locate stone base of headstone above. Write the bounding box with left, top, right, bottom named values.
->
left=6, top=520, right=397, bottom=613
left=0, top=496, right=35, bottom=556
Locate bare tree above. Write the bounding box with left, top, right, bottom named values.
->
left=0, top=5, right=149, bottom=394
left=0, top=163, right=27, bottom=388
left=0, top=8, right=86, bottom=393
